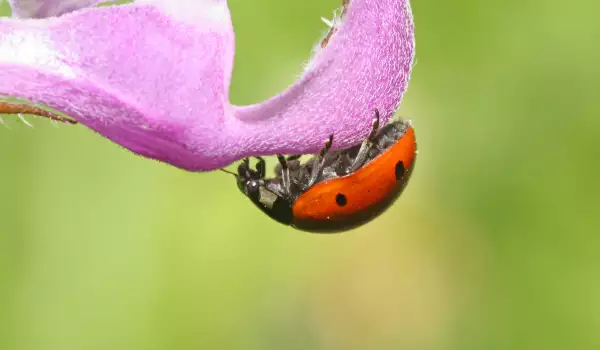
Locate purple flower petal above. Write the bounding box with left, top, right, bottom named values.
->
left=0, top=0, right=414, bottom=171
left=9, top=0, right=113, bottom=18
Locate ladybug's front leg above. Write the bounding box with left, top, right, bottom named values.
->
left=253, top=156, right=266, bottom=178
left=305, top=134, right=334, bottom=188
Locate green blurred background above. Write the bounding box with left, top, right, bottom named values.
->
left=1, top=0, right=599, bottom=349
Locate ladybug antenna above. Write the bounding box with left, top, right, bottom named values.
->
left=219, top=168, right=237, bottom=177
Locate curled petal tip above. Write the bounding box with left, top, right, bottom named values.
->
left=230, top=0, right=415, bottom=159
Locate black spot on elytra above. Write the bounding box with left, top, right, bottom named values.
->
left=395, top=161, right=405, bottom=181
left=336, top=193, right=347, bottom=206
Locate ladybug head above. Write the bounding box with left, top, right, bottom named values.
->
left=236, top=158, right=265, bottom=198
left=233, top=157, right=294, bottom=226
left=237, top=178, right=262, bottom=199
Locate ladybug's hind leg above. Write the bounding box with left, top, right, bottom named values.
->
left=345, top=109, right=380, bottom=174
left=305, top=134, right=334, bottom=189
left=253, top=156, right=266, bottom=178
left=276, top=154, right=292, bottom=196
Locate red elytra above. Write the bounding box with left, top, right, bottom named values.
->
left=292, top=126, right=416, bottom=231
left=227, top=110, right=417, bottom=233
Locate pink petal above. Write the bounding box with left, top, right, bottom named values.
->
left=0, top=0, right=414, bottom=171
left=0, top=1, right=234, bottom=170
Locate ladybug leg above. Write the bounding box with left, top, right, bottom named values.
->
left=274, top=156, right=299, bottom=175
left=306, top=134, right=334, bottom=188
left=345, top=109, right=380, bottom=173
left=0, top=101, right=77, bottom=124
left=242, top=157, right=251, bottom=172
left=238, top=158, right=253, bottom=179
left=253, top=156, right=266, bottom=178
left=276, top=154, right=292, bottom=196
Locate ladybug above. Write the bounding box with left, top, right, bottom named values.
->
left=223, top=109, right=417, bottom=233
